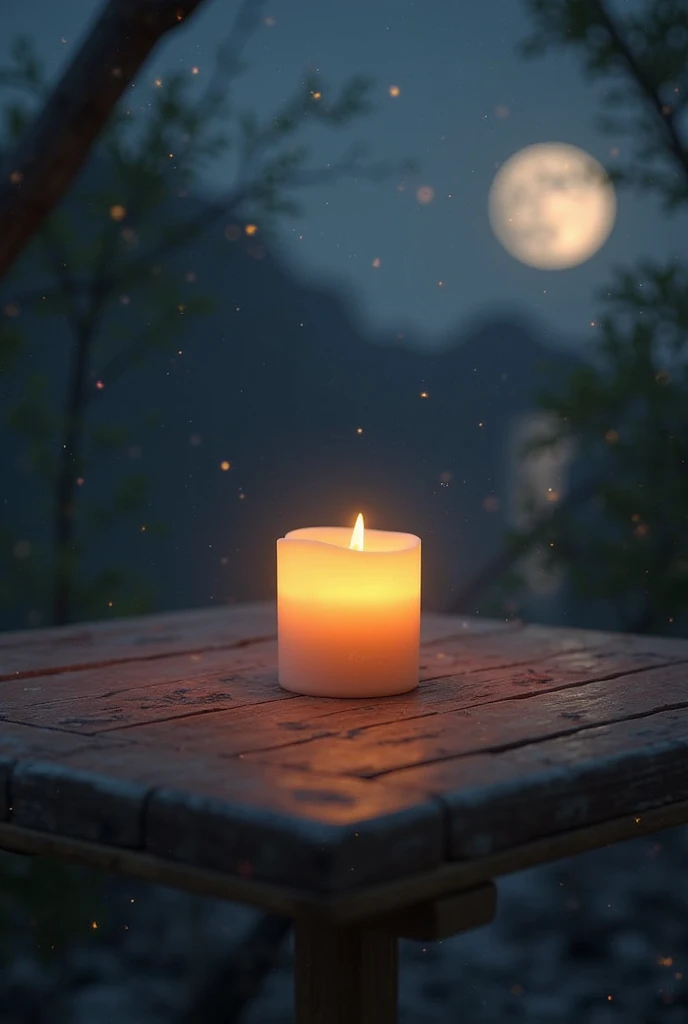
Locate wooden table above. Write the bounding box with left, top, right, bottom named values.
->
left=2, top=603, right=688, bottom=1023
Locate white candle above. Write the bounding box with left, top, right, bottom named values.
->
left=277, top=515, right=421, bottom=697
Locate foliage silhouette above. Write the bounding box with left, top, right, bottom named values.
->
left=452, top=0, right=688, bottom=635
left=0, top=2, right=407, bottom=627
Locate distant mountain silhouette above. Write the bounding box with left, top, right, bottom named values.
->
left=0, top=196, right=582, bottom=628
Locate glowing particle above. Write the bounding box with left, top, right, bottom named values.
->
left=220, top=460, right=231, bottom=471
left=495, top=105, right=510, bottom=118
left=416, top=185, right=434, bottom=205
left=154, top=78, right=163, bottom=88
left=437, top=280, right=444, bottom=287
left=356, top=427, right=363, bottom=435
left=140, top=525, right=147, bottom=532
left=420, top=391, right=429, bottom=399
left=192, top=66, right=199, bottom=75
left=264, top=15, right=276, bottom=26
left=245, top=224, right=258, bottom=236
left=95, top=380, right=104, bottom=390
left=109, top=204, right=126, bottom=221
left=372, top=257, right=381, bottom=268
left=388, top=85, right=400, bottom=97
left=311, top=91, right=322, bottom=100
left=76, top=477, right=84, bottom=487
left=91, top=921, right=98, bottom=930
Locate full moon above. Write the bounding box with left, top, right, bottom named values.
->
left=488, top=142, right=616, bottom=270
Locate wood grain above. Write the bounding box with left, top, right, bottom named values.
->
left=392, top=706, right=688, bottom=860
left=0, top=602, right=276, bottom=679
left=242, top=660, right=688, bottom=777
left=0, top=646, right=281, bottom=733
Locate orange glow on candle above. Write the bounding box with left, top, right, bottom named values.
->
left=277, top=518, right=421, bottom=697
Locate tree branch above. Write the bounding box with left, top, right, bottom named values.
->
left=590, top=0, right=688, bottom=179
left=4, top=153, right=403, bottom=314
left=0, top=0, right=210, bottom=284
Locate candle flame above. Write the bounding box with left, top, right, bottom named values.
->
left=349, top=513, right=364, bottom=551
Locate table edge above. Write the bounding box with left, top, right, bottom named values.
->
left=2, top=797, right=687, bottom=924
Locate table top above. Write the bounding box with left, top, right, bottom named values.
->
left=2, top=603, right=688, bottom=920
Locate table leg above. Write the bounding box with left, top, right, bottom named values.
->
left=294, top=917, right=398, bottom=1024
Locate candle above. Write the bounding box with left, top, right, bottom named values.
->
left=277, top=514, right=421, bottom=697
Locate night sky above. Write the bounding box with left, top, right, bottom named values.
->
left=2, top=0, right=685, bottom=350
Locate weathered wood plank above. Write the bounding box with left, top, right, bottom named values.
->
left=144, top=763, right=445, bottom=892
left=11, top=760, right=147, bottom=848
left=241, top=659, right=688, bottom=777
left=390, top=706, right=688, bottom=860
left=0, top=606, right=511, bottom=681
left=3, top=626, right=684, bottom=744
left=4, top=738, right=444, bottom=891
left=0, top=646, right=284, bottom=733
left=0, top=723, right=133, bottom=821
left=419, top=624, right=688, bottom=682
left=85, top=643, right=686, bottom=770
left=0, top=602, right=277, bottom=679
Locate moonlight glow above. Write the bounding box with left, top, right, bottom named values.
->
left=488, top=143, right=617, bottom=270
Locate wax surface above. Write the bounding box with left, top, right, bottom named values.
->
left=277, top=525, right=421, bottom=697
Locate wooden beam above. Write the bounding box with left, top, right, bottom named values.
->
left=294, top=918, right=397, bottom=1024
left=376, top=882, right=496, bottom=941
left=2, top=798, right=688, bottom=924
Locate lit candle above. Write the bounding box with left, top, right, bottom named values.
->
left=277, top=515, right=421, bottom=697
